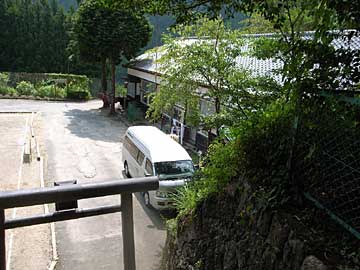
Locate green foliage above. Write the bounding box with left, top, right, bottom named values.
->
left=174, top=139, right=239, bottom=217
left=0, top=86, right=16, bottom=96
left=36, top=85, right=66, bottom=98
left=115, top=84, right=127, bottom=97
left=8, top=72, right=90, bottom=87
left=73, top=0, right=151, bottom=111
left=239, top=13, right=277, bottom=34
left=0, top=73, right=9, bottom=87
left=165, top=218, right=178, bottom=237
left=147, top=17, right=279, bottom=130
left=0, top=0, right=70, bottom=73
left=65, top=80, right=91, bottom=100
left=174, top=99, right=295, bottom=216
left=16, top=81, right=36, bottom=96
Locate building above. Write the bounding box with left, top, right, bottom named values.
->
left=125, top=31, right=359, bottom=152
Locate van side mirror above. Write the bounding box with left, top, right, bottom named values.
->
left=194, top=164, right=200, bottom=170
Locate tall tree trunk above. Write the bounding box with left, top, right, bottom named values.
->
left=110, top=58, right=116, bottom=114
left=101, top=58, right=109, bottom=108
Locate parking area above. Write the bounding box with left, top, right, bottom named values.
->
left=0, top=99, right=168, bottom=270
left=0, top=112, right=52, bottom=270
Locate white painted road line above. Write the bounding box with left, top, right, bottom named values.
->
left=7, top=113, right=30, bottom=270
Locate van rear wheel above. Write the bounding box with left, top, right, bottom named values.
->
left=124, top=162, right=130, bottom=178
left=143, top=192, right=150, bottom=207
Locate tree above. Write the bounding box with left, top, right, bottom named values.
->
left=98, top=6, right=151, bottom=114
left=147, top=18, right=279, bottom=135
left=72, top=0, right=110, bottom=106
left=73, top=1, right=151, bottom=112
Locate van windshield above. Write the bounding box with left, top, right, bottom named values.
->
left=154, top=160, right=194, bottom=179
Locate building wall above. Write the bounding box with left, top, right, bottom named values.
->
left=126, top=68, right=215, bottom=151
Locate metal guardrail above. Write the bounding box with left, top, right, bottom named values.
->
left=0, top=176, right=159, bottom=270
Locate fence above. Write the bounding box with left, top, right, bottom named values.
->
left=0, top=176, right=159, bottom=270
left=293, top=94, right=360, bottom=240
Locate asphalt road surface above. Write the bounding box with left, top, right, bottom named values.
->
left=0, top=99, right=168, bottom=270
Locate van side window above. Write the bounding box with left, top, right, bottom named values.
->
left=137, top=151, right=145, bottom=165
left=145, top=159, right=153, bottom=175
left=124, top=136, right=139, bottom=160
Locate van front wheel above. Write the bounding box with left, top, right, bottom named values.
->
left=124, top=162, right=130, bottom=178
left=143, top=192, right=150, bottom=207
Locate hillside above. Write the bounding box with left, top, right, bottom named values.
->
left=58, top=0, right=77, bottom=10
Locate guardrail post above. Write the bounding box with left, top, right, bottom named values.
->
left=0, top=209, right=6, bottom=270
left=121, top=193, right=136, bottom=270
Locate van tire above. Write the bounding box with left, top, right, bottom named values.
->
left=124, top=162, right=130, bottom=178
left=143, top=192, right=150, bottom=207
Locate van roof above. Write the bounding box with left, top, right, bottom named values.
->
left=126, top=126, right=192, bottom=163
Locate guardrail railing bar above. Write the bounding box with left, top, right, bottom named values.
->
left=0, top=176, right=159, bottom=270
left=4, top=204, right=122, bottom=230
left=0, top=177, right=159, bottom=209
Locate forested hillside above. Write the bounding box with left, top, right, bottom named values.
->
left=0, top=0, right=69, bottom=73
left=0, top=0, right=244, bottom=77
left=0, top=0, right=99, bottom=76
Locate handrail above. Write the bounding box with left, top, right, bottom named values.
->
left=0, top=176, right=159, bottom=270
left=0, top=176, right=159, bottom=209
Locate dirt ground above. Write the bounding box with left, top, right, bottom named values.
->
left=0, top=113, right=52, bottom=270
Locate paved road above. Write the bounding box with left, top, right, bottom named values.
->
left=0, top=99, right=168, bottom=270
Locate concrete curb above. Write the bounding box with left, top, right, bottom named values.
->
left=30, top=112, right=58, bottom=270
left=39, top=157, right=58, bottom=270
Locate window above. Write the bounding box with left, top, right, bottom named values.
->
left=145, top=159, right=153, bottom=175
left=137, top=151, right=145, bottom=165
left=200, top=99, right=216, bottom=116
left=124, top=136, right=139, bottom=160
left=127, top=82, right=136, bottom=98
left=140, top=80, right=156, bottom=105
left=173, top=106, right=184, bottom=123
left=154, top=160, right=194, bottom=178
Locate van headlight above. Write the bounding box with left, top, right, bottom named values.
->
left=156, top=191, right=168, bottom=198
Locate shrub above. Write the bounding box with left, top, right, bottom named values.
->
left=0, top=86, right=17, bottom=96
left=0, top=73, right=9, bottom=87
left=36, top=85, right=52, bottom=97
left=65, top=80, right=91, bottom=100
left=6, top=87, right=17, bottom=96
left=55, top=87, right=66, bottom=98
left=115, top=84, right=127, bottom=97
left=174, top=100, right=295, bottom=217
left=36, top=85, right=66, bottom=98
left=16, top=81, right=36, bottom=96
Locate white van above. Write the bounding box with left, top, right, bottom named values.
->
left=122, top=126, right=194, bottom=209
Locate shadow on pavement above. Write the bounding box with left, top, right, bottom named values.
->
left=64, top=108, right=127, bottom=143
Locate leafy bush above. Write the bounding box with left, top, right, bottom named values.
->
left=0, top=86, right=17, bottom=96
left=16, top=81, right=36, bottom=96
left=174, top=100, right=295, bottom=217
left=36, top=85, right=52, bottom=97
left=115, top=84, right=127, bottom=97
left=174, top=140, right=239, bottom=218
left=0, top=73, right=15, bottom=96
left=65, top=80, right=91, bottom=100
left=0, top=73, right=9, bottom=87
left=36, top=85, right=66, bottom=98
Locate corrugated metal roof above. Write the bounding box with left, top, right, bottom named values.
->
left=128, top=31, right=360, bottom=86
